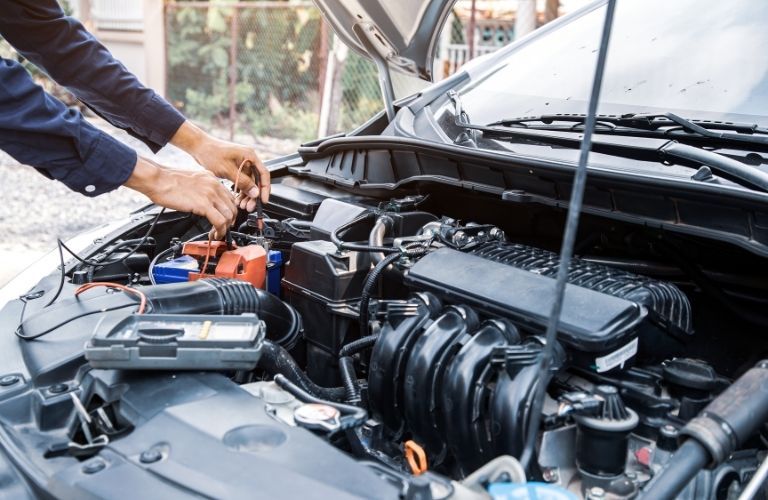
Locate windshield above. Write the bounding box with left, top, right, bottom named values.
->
left=455, top=0, right=768, bottom=127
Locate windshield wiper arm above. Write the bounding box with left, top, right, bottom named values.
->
left=448, top=97, right=768, bottom=192
left=660, top=142, right=768, bottom=191
left=498, top=126, right=768, bottom=191
left=447, top=91, right=768, bottom=191
left=486, top=112, right=768, bottom=148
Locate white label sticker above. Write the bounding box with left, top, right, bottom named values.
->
left=594, top=338, right=638, bottom=373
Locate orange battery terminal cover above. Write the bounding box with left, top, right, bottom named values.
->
left=182, top=240, right=267, bottom=288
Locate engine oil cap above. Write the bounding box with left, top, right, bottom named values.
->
left=293, top=403, right=341, bottom=433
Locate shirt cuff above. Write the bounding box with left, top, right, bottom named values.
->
left=134, top=94, right=186, bottom=150
left=58, top=130, right=137, bottom=197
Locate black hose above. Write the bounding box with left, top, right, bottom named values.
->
left=641, top=361, right=768, bottom=499
left=274, top=374, right=367, bottom=431
left=638, top=440, right=710, bottom=499
left=359, top=251, right=402, bottom=338
left=61, top=208, right=165, bottom=268
left=330, top=211, right=401, bottom=254
left=339, top=334, right=379, bottom=358
left=339, top=356, right=361, bottom=405
left=141, top=278, right=302, bottom=349
left=337, top=334, right=381, bottom=405
left=259, top=340, right=348, bottom=401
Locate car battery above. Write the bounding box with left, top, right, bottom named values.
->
left=182, top=241, right=267, bottom=289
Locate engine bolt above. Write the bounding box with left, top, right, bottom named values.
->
left=82, top=458, right=106, bottom=474
left=48, top=383, right=69, bottom=394
left=453, top=231, right=468, bottom=246
left=140, top=448, right=162, bottom=464
left=0, top=375, right=19, bottom=387
left=542, top=467, right=559, bottom=483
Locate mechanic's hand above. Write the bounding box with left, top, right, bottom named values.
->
left=124, top=157, right=237, bottom=239
left=171, top=121, right=270, bottom=207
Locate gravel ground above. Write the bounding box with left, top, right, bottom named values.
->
left=0, top=118, right=297, bottom=285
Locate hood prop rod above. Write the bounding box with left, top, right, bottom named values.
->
left=518, top=0, right=618, bottom=471
left=353, top=23, right=396, bottom=122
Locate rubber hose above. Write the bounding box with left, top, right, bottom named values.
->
left=369, top=216, right=393, bottom=265
left=339, top=356, right=361, bottom=405
left=274, top=374, right=367, bottom=431
left=331, top=211, right=400, bottom=254
left=638, top=440, right=710, bottom=499
left=259, top=340, right=348, bottom=401
left=141, top=278, right=302, bottom=348
left=339, top=334, right=380, bottom=358
left=331, top=211, right=374, bottom=248
left=359, top=252, right=402, bottom=337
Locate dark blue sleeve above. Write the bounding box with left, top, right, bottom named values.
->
left=0, top=58, right=137, bottom=197
left=0, top=0, right=186, bottom=153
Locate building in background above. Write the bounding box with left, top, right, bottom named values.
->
left=76, top=0, right=166, bottom=96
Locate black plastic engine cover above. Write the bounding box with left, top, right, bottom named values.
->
left=471, top=241, right=693, bottom=336
left=405, top=248, right=647, bottom=356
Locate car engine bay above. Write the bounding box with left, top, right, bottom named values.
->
left=1, top=176, right=768, bottom=499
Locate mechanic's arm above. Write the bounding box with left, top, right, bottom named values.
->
left=0, top=0, right=269, bottom=203
left=0, top=58, right=236, bottom=238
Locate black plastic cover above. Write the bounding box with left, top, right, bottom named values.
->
left=282, top=240, right=372, bottom=384
left=471, top=241, right=693, bottom=336
left=405, top=248, right=647, bottom=353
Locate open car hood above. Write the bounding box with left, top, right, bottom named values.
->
left=312, top=0, right=455, bottom=81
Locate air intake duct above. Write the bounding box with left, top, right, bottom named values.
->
left=20, top=279, right=301, bottom=349
left=140, top=278, right=302, bottom=348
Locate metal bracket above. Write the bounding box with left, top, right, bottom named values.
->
left=353, top=23, right=396, bottom=122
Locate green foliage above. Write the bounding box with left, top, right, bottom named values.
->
left=166, top=3, right=381, bottom=141
left=339, top=52, right=381, bottom=131
left=246, top=102, right=318, bottom=142
left=167, top=3, right=328, bottom=138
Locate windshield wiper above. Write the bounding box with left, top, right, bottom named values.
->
left=446, top=92, right=768, bottom=192
left=487, top=112, right=768, bottom=148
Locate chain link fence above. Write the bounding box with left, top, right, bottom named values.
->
left=165, top=1, right=381, bottom=152
left=3, top=1, right=572, bottom=158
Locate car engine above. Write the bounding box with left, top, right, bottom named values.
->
left=3, top=180, right=768, bottom=499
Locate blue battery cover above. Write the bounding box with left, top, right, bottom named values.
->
left=267, top=250, right=283, bottom=296
left=152, top=255, right=200, bottom=284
